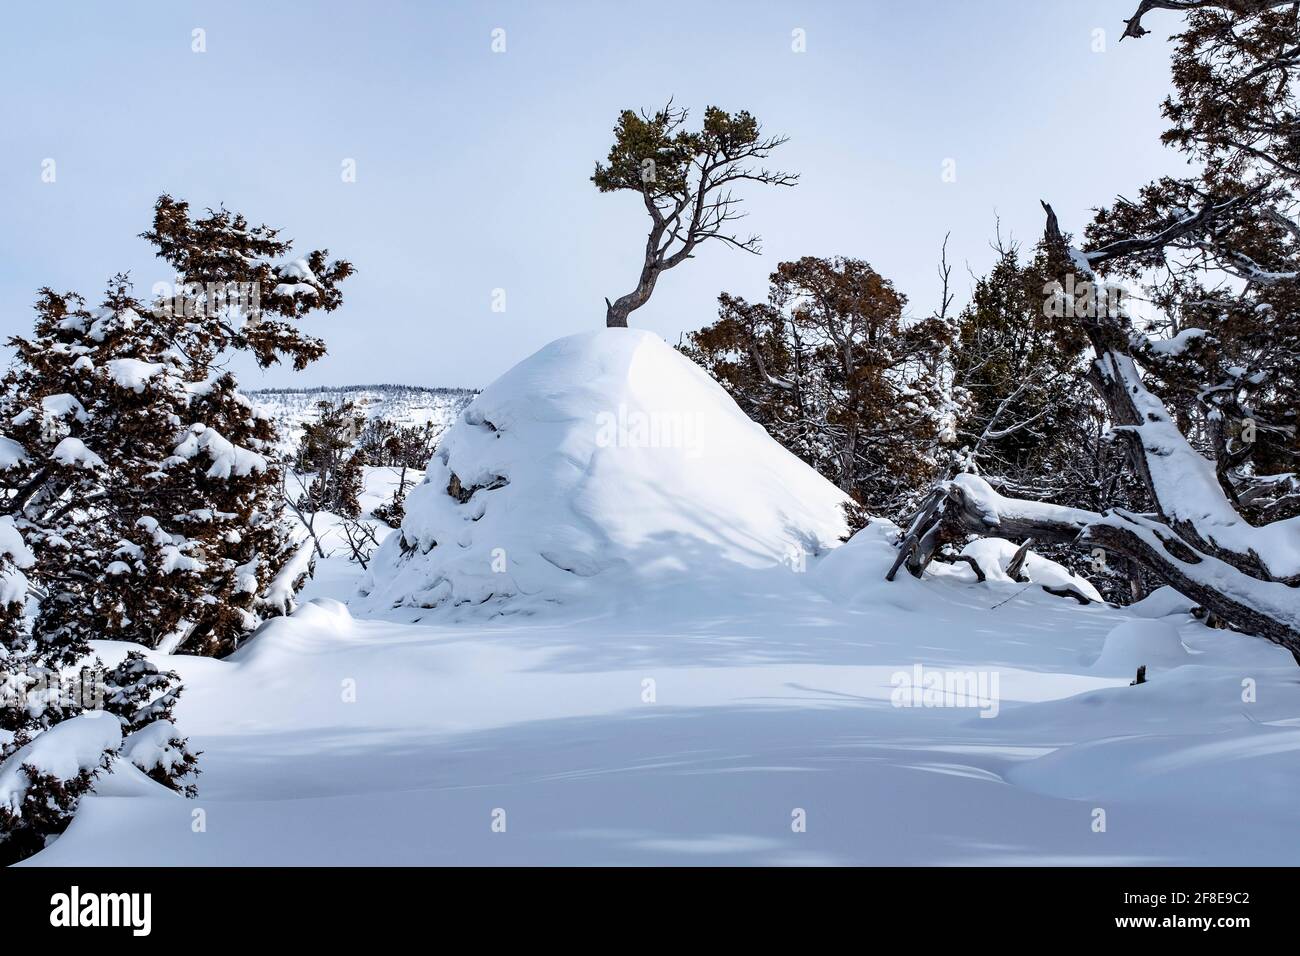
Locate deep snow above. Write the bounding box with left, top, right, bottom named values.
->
left=21, top=330, right=1300, bottom=866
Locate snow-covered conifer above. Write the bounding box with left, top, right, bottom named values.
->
left=297, top=399, right=367, bottom=520
left=0, top=195, right=351, bottom=859
left=684, top=256, right=954, bottom=519
left=102, top=652, right=199, bottom=795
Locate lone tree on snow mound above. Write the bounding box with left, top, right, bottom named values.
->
left=892, top=0, right=1300, bottom=658
left=593, top=103, right=797, bottom=328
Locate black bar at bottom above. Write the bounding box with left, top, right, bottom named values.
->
left=0, top=865, right=1276, bottom=941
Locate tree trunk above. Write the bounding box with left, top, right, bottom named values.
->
left=605, top=300, right=630, bottom=328
left=905, top=464, right=1300, bottom=657
left=885, top=201, right=1300, bottom=656
left=605, top=279, right=655, bottom=328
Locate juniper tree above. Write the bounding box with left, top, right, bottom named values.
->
left=102, top=651, right=199, bottom=795
left=949, top=239, right=1153, bottom=600
left=1, top=195, right=350, bottom=859
left=684, top=256, right=956, bottom=519
left=334, top=450, right=366, bottom=521
left=297, top=399, right=366, bottom=518
left=358, top=419, right=437, bottom=469
left=0, top=518, right=41, bottom=747
left=594, top=103, right=797, bottom=328
left=1095, top=0, right=1300, bottom=523
left=1, top=194, right=353, bottom=658
left=370, top=481, right=407, bottom=527
left=952, top=240, right=1090, bottom=480
left=0, top=496, right=112, bottom=864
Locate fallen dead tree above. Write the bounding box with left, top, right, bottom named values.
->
left=889, top=201, right=1300, bottom=661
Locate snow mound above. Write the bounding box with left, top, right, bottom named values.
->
left=232, top=598, right=355, bottom=663
left=1090, top=619, right=1191, bottom=676
left=811, top=520, right=915, bottom=606
left=357, top=330, right=850, bottom=615
left=1127, top=586, right=1197, bottom=619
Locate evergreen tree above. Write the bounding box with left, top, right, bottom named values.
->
left=0, top=508, right=111, bottom=864
left=298, top=399, right=366, bottom=519
left=2, top=196, right=352, bottom=657
left=334, top=449, right=367, bottom=521
left=1092, top=2, right=1300, bottom=525
left=952, top=240, right=1090, bottom=482
left=371, top=480, right=407, bottom=527
left=893, top=2, right=1300, bottom=651
left=102, top=652, right=199, bottom=796
left=358, top=419, right=438, bottom=469
left=1, top=195, right=351, bottom=860
left=594, top=103, right=797, bottom=327
left=364, top=425, right=434, bottom=527
left=949, top=239, right=1151, bottom=601
left=684, top=256, right=956, bottom=519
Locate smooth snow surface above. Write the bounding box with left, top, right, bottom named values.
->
left=23, top=331, right=1300, bottom=866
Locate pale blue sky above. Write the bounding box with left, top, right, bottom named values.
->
left=0, top=0, right=1186, bottom=388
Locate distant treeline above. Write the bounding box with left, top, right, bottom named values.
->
left=248, top=384, right=479, bottom=397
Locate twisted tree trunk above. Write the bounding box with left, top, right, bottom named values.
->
left=887, top=203, right=1300, bottom=661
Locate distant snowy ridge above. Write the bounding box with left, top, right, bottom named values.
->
left=248, top=384, right=476, bottom=456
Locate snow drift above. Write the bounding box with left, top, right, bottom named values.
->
left=1090, top=619, right=1191, bottom=676
left=357, top=330, right=849, bottom=615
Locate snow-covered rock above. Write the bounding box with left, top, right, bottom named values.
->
left=357, top=329, right=850, bottom=615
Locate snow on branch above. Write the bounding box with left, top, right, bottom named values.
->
left=171, top=424, right=267, bottom=479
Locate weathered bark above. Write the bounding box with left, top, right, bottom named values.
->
left=1042, top=584, right=1094, bottom=605
left=924, top=477, right=1300, bottom=654
left=1085, top=517, right=1300, bottom=660
left=940, top=478, right=1093, bottom=545
left=885, top=197, right=1300, bottom=653
left=1121, top=0, right=1296, bottom=41
left=605, top=236, right=665, bottom=327
left=949, top=554, right=987, bottom=583
left=886, top=488, right=949, bottom=581
left=598, top=107, right=796, bottom=328
left=1005, top=538, right=1034, bottom=583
